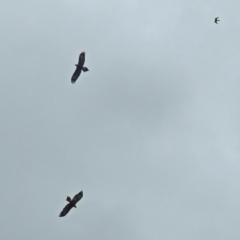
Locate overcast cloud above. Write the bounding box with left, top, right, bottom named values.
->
left=1, top=0, right=240, bottom=239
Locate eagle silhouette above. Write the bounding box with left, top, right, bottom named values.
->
left=59, top=191, right=83, bottom=217
left=71, top=52, right=89, bottom=83
left=215, top=17, right=220, bottom=24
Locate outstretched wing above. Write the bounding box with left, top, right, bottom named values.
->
left=59, top=203, right=73, bottom=217
left=72, top=191, right=83, bottom=204
left=78, top=53, right=85, bottom=67
left=71, top=67, right=81, bottom=83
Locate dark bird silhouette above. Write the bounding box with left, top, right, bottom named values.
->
left=71, top=52, right=89, bottom=83
left=59, top=191, right=83, bottom=217
left=215, top=17, right=220, bottom=24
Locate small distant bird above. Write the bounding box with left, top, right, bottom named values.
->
left=59, top=191, right=83, bottom=217
left=215, top=17, right=220, bottom=24
left=71, top=52, right=89, bottom=83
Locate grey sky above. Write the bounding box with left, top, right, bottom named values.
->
left=1, top=0, right=240, bottom=239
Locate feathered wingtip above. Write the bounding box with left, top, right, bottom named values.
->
left=71, top=76, right=77, bottom=83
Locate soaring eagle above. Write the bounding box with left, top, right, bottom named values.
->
left=215, top=17, right=220, bottom=24
left=71, top=52, right=89, bottom=83
left=59, top=191, right=83, bottom=217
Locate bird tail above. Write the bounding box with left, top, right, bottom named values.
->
left=82, top=67, right=89, bottom=72
left=66, top=196, right=71, bottom=202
